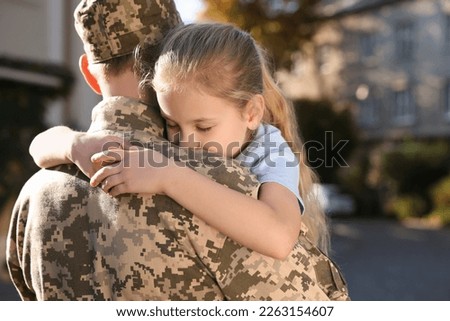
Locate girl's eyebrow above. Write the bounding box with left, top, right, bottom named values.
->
left=160, top=111, right=215, bottom=124
left=192, top=117, right=215, bottom=124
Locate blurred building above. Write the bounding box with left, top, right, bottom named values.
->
left=0, top=0, right=100, bottom=130
left=278, top=0, right=450, bottom=141
left=0, top=0, right=99, bottom=292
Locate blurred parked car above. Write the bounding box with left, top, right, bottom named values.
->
left=314, top=184, right=356, bottom=216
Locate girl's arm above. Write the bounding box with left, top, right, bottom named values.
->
left=90, top=148, right=301, bottom=259
left=30, top=126, right=78, bottom=168
left=166, top=166, right=302, bottom=260
left=30, top=126, right=124, bottom=177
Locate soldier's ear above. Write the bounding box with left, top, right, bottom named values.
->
left=79, top=54, right=102, bottom=95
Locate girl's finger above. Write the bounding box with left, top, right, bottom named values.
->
left=100, top=173, right=123, bottom=194
left=91, top=161, right=104, bottom=175
left=121, top=140, right=133, bottom=150
left=108, top=183, right=126, bottom=197
left=102, top=135, right=125, bottom=150
left=90, top=165, right=121, bottom=187
left=91, top=149, right=124, bottom=163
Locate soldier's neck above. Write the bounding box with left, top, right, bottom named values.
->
left=100, top=70, right=140, bottom=100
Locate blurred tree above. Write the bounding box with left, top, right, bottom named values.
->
left=381, top=141, right=450, bottom=196
left=381, top=140, right=450, bottom=218
left=429, top=176, right=450, bottom=225
left=340, top=150, right=382, bottom=216
left=293, top=99, right=359, bottom=184
left=201, top=0, right=321, bottom=68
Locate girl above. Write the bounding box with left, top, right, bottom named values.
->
left=30, top=22, right=329, bottom=259
left=89, top=22, right=329, bottom=259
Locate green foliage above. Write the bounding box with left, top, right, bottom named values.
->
left=428, top=176, right=450, bottom=225
left=381, top=141, right=450, bottom=195
left=293, top=99, right=359, bottom=184
left=338, top=151, right=381, bottom=216
left=428, top=208, right=450, bottom=226
left=388, top=195, right=427, bottom=220
left=430, top=176, right=450, bottom=208
left=380, top=140, right=450, bottom=220
left=201, top=0, right=321, bottom=68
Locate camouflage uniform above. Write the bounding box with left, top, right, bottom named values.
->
left=7, top=96, right=349, bottom=300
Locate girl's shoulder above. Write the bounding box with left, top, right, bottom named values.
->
left=237, top=123, right=294, bottom=167
left=252, top=123, right=286, bottom=145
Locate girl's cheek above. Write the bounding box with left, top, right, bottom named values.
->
left=202, top=141, right=225, bottom=156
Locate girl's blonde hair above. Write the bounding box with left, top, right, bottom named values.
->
left=148, top=22, right=329, bottom=253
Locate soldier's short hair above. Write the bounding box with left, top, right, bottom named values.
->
left=74, top=0, right=182, bottom=64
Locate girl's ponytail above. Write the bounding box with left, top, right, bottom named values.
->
left=260, top=52, right=330, bottom=253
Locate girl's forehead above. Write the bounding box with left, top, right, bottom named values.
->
left=159, top=91, right=243, bottom=124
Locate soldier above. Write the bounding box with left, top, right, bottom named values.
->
left=7, top=0, right=349, bottom=300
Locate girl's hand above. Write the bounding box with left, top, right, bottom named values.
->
left=69, top=132, right=125, bottom=178
left=90, top=147, right=172, bottom=197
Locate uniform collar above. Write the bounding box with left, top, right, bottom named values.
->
left=88, top=96, right=164, bottom=141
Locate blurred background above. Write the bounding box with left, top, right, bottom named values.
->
left=1, top=0, right=450, bottom=300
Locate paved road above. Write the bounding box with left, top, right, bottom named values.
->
left=1, top=218, right=450, bottom=301
left=330, top=218, right=450, bottom=300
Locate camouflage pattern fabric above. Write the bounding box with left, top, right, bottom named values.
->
left=7, top=96, right=349, bottom=300
left=74, top=0, right=182, bottom=63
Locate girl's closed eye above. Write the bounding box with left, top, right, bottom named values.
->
left=196, top=126, right=213, bottom=132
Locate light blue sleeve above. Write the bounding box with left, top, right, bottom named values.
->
left=251, top=145, right=305, bottom=213
left=236, top=124, right=305, bottom=214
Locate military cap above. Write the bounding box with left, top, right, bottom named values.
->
left=74, top=0, right=182, bottom=63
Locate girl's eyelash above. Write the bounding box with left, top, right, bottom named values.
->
left=166, top=123, right=212, bottom=131
left=197, top=127, right=212, bottom=132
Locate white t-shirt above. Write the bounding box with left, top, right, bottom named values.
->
left=236, top=123, right=305, bottom=213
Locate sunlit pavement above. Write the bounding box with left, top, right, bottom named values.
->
left=0, top=279, right=19, bottom=301
left=1, top=218, right=450, bottom=301
left=330, top=217, right=450, bottom=300
left=0, top=234, right=20, bottom=300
